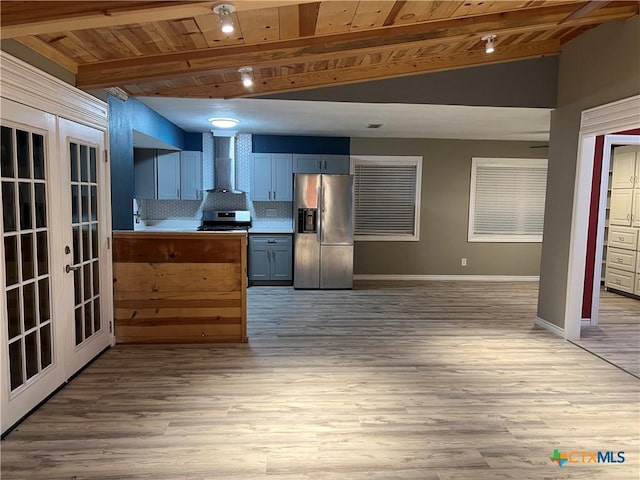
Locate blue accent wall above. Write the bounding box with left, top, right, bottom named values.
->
left=108, top=95, right=200, bottom=230
left=252, top=135, right=350, bottom=155
left=185, top=132, right=203, bottom=151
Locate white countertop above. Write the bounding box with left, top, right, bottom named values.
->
left=134, top=219, right=199, bottom=232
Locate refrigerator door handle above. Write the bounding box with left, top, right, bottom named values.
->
left=317, top=185, right=323, bottom=243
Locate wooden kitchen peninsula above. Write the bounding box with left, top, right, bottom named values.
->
left=112, top=232, right=247, bottom=343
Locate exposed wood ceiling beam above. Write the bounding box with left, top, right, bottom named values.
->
left=0, top=1, right=317, bottom=39
left=14, top=36, right=79, bottom=73
left=559, top=1, right=611, bottom=24
left=145, top=39, right=561, bottom=99
left=74, top=2, right=637, bottom=90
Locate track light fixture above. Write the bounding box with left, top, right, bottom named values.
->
left=212, top=2, right=236, bottom=34
left=238, top=66, right=253, bottom=88
left=482, top=34, right=496, bottom=54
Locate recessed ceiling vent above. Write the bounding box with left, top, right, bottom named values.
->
left=367, top=123, right=384, bottom=129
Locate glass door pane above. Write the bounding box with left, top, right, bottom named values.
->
left=68, top=142, right=102, bottom=346
left=1, top=126, right=54, bottom=393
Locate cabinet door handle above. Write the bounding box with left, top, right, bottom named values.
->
left=274, top=190, right=276, bottom=200
left=318, top=160, right=322, bottom=170
left=631, top=175, right=635, bottom=184
left=324, top=160, right=327, bottom=170
left=196, top=188, right=199, bottom=198
left=268, top=191, right=271, bottom=200
left=268, top=240, right=276, bottom=244
left=177, top=188, right=180, bottom=198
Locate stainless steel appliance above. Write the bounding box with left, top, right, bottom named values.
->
left=198, top=210, right=251, bottom=231
left=294, top=174, right=354, bottom=289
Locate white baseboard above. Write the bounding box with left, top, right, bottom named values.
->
left=581, top=318, right=592, bottom=327
left=353, top=274, right=540, bottom=282
left=534, top=316, right=565, bottom=337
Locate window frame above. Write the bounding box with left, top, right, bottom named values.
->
left=350, top=155, right=422, bottom=242
left=468, top=157, right=548, bottom=243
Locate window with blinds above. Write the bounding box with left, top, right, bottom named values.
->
left=351, top=156, right=422, bottom=241
left=468, top=157, right=548, bottom=242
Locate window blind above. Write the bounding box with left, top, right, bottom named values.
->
left=353, top=163, right=418, bottom=237
left=470, top=159, right=547, bottom=241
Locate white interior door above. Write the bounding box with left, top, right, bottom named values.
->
left=58, top=118, right=112, bottom=378
left=1, top=102, right=112, bottom=435
left=1, top=99, right=66, bottom=433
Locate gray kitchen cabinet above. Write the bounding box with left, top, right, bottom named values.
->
left=157, top=150, right=181, bottom=199
left=293, top=154, right=350, bottom=174
left=134, top=148, right=156, bottom=199
left=180, top=151, right=203, bottom=200
left=133, top=148, right=202, bottom=200
left=250, top=153, right=292, bottom=201
left=249, top=235, right=292, bottom=282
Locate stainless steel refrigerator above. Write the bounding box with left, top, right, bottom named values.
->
left=294, top=174, right=354, bottom=289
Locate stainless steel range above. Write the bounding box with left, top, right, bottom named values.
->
left=198, top=210, right=251, bottom=232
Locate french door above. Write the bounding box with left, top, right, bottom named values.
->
left=58, top=118, right=111, bottom=377
left=1, top=99, right=112, bottom=434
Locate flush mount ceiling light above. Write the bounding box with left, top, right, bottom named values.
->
left=238, top=66, right=254, bottom=88
left=208, top=117, right=239, bottom=128
left=481, top=34, right=496, bottom=54
left=212, top=2, right=236, bottom=34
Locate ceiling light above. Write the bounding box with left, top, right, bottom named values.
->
left=212, top=2, right=235, bottom=34
left=482, top=34, right=496, bottom=54
left=238, top=66, right=253, bottom=88
left=208, top=117, right=239, bottom=128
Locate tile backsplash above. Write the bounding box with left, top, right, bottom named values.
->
left=136, top=133, right=292, bottom=227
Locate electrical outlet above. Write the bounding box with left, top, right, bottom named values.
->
left=266, top=208, right=277, bottom=217
left=461, top=258, right=467, bottom=267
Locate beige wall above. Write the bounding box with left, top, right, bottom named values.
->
left=537, top=16, right=640, bottom=328
left=1, top=39, right=76, bottom=85
left=351, top=137, right=548, bottom=276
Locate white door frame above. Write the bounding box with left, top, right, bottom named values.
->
left=564, top=95, right=640, bottom=340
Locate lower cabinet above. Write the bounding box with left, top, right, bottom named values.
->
left=249, top=235, right=292, bottom=283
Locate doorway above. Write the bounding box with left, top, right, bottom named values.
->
left=564, top=95, right=640, bottom=342
left=574, top=143, right=640, bottom=376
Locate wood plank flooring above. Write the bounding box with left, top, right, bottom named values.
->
left=573, top=288, right=640, bottom=377
left=2, top=281, right=639, bottom=479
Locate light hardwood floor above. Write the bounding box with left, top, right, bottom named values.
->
left=573, top=289, right=640, bottom=377
left=2, top=281, right=639, bottom=479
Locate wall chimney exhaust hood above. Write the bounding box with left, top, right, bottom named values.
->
left=207, top=132, right=243, bottom=194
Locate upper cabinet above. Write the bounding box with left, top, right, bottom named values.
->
left=251, top=153, right=292, bottom=202
left=156, top=150, right=181, bottom=199
left=611, top=150, right=638, bottom=189
left=293, top=154, right=350, bottom=174
left=134, top=148, right=202, bottom=200
left=179, top=151, right=203, bottom=200
left=134, top=148, right=156, bottom=199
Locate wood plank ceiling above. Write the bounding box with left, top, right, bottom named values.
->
left=2, top=1, right=638, bottom=99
